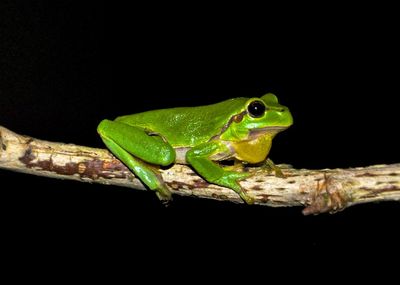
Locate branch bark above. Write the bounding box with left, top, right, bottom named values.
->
left=1, top=125, right=399, bottom=214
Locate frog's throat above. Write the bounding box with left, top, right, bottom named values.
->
left=229, top=126, right=287, bottom=164
left=228, top=126, right=288, bottom=164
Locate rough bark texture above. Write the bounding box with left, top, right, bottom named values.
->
left=1, top=125, right=399, bottom=214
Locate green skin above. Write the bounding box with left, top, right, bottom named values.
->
left=97, top=93, right=293, bottom=204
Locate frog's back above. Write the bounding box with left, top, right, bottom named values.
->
left=115, top=98, right=247, bottom=147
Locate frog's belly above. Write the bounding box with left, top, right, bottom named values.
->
left=230, top=135, right=273, bottom=164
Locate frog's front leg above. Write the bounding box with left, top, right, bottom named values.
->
left=186, top=142, right=254, bottom=204
left=97, top=120, right=175, bottom=202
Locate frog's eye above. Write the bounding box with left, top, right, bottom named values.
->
left=247, top=100, right=266, bottom=118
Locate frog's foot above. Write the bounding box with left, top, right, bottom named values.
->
left=214, top=171, right=254, bottom=204
left=239, top=190, right=254, bottom=205
left=263, top=158, right=285, bottom=178
left=154, top=183, right=173, bottom=206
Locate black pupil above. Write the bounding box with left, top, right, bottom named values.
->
left=248, top=101, right=266, bottom=117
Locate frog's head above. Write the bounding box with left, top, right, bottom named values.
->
left=221, top=93, right=293, bottom=141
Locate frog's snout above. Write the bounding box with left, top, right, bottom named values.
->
left=284, top=108, right=294, bottom=127
left=275, top=106, right=293, bottom=127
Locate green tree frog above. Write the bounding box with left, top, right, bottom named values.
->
left=97, top=93, right=292, bottom=204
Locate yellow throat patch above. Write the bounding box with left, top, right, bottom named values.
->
left=231, top=134, right=273, bottom=164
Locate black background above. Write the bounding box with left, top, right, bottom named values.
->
left=1, top=1, right=398, bottom=272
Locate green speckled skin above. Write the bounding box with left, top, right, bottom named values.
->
left=97, top=93, right=292, bottom=204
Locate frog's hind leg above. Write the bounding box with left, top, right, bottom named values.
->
left=97, top=120, right=175, bottom=202
left=100, top=136, right=172, bottom=202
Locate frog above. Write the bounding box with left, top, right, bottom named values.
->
left=97, top=93, right=293, bottom=204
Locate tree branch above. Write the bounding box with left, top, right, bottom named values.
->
left=1, top=125, right=399, bottom=214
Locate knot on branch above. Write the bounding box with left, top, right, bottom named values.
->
left=303, top=173, right=351, bottom=215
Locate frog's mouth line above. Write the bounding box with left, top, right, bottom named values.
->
left=249, top=126, right=289, bottom=137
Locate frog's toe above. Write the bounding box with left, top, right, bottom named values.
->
left=240, top=191, right=255, bottom=205
left=154, top=184, right=172, bottom=204
left=160, top=197, right=173, bottom=207
left=156, top=191, right=173, bottom=204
